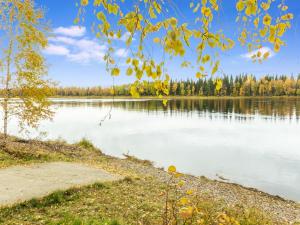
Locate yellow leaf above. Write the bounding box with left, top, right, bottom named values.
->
left=253, top=17, right=259, bottom=28
left=180, top=197, right=189, bottom=205
left=263, top=51, right=270, bottom=59
left=126, top=67, right=133, bottom=76
left=211, top=61, right=219, bottom=75
left=126, top=58, right=131, bottom=64
left=261, top=2, right=270, bottom=11
left=215, top=78, right=222, bottom=91
left=96, top=12, right=105, bottom=21
left=149, top=6, right=156, bottom=18
left=81, top=0, right=89, bottom=6
left=263, top=14, right=272, bottom=26
left=196, top=72, right=205, bottom=79
left=201, top=7, right=212, bottom=17
left=236, top=1, right=245, bottom=11
left=281, top=5, right=288, bottom=11
left=111, top=67, right=120, bottom=76
left=168, top=165, right=176, bottom=173
left=186, top=190, right=193, bottom=195
left=153, top=37, right=160, bottom=43
left=163, top=99, right=168, bottom=106
left=202, top=54, right=210, bottom=63
left=257, top=51, right=262, bottom=58
left=281, top=13, right=293, bottom=21
left=274, top=42, right=281, bottom=52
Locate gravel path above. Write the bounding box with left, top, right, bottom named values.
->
left=0, top=162, right=122, bottom=206
left=101, top=155, right=300, bottom=224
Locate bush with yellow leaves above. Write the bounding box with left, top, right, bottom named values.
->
left=162, top=165, right=241, bottom=225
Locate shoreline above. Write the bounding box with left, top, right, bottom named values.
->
left=0, top=135, right=299, bottom=224
left=1, top=135, right=298, bottom=205
left=48, top=95, right=300, bottom=100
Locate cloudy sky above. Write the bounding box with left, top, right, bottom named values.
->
left=36, top=0, right=300, bottom=87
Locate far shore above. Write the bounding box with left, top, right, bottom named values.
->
left=49, top=95, right=300, bottom=100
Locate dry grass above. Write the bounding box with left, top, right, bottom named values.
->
left=0, top=176, right=275, bottom=225
left=0, top=134, right=101, bottom=169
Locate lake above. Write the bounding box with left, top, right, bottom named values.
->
left=5, top=97, right=300, bottom=202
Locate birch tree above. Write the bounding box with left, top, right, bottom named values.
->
left=0, top=0, right=53, bottom=143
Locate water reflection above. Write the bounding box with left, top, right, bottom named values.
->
left=52, top=98, right=300, bottom=121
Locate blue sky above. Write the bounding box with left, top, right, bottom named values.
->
left=36, top=0, right=300, bottom=87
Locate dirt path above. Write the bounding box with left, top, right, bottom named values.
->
left=0, top=162, right=122, bottom=206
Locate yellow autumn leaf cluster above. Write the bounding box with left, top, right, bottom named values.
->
left=76, top=0, right=294, bottom=100
left=236, top=0, right=293, bottom=58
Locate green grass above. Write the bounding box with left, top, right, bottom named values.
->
left=0, top=177, right=276, bottom=225
left=50, top=215, right=121, bottom=225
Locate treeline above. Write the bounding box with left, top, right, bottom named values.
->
left=51, top=75, right=300, bottom=97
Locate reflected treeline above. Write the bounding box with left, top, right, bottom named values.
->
left=52, top=98, right=300, bottom=121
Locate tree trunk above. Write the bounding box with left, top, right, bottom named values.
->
left=2, top=39, right=13, bottom=144
left=3, top=97, right=8, bottom=139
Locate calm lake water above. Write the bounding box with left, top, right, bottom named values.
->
left=5, top=98, right=300, bottom=201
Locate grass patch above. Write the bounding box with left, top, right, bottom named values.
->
left=76, top=138, right=96, bottom=150
left=0, top=135, right=101, bottom=168
left=50, top=214, right=121, bottom=225
left=0, top=178, right=276, bottom=225
left=123, top=153, right=153, bottom=166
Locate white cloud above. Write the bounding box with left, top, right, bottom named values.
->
left=67, top=51, right=105, bottom=63
left=48, top=36, right=77, bottom=45
left=46, top=26, right=131, bottom=64
left=115, top=48, right=128, bottom=58
left=53, top=26, right=86, bottom=37
left=45, top=27, right=107, bottom=64
left=43, top=44, right=70, bottom=56
left=45, top=37, right=107, bottom=64
left=241, top=47, right=275, bottom=60
left=75, top=39, right=107, bottom=51
left=67, top=39, right=107, bottom=63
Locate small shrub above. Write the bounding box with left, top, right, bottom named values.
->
left=44, top=191, right=65, bottom=205
left=27, top=198, right=42, bottom=208
left=91, top=182, right=107, bottom=189
left=41, top=189, right=78, bottom=207
left=161, top=165, right=272, bottom=225
left=123, top=153, right=153, bottom=166
left=76, top=138, right=95, bottom=149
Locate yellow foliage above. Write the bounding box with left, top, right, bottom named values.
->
left=0, top=0, right=54, bottom=136
left=263, top=14, right=272, bottom=26
left=81, top=0, right=89, bottom=6
left=111, top=67, right=120, bottom=76
left=215, top=79, right=223, bottom=91
left=168, top=165, right=176, bottom=173
left=153, top=37, right=160, bottom=43
left=76, top=0, right=294, bottom=100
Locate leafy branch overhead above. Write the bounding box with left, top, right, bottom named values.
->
left=76, top=0, right=294, bottom=98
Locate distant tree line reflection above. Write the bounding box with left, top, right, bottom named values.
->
left=53, top=98, right=300, bottom=121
